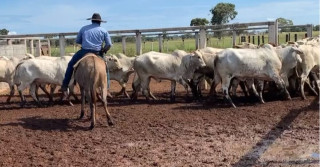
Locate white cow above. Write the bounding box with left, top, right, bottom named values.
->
left=132, top=50, right=206, bottom=102
left=108, top=53, right=135, bottom=98
left=14, top=55, right=122, bottom=106
left=212, top=44, right=301, bottom=108
left=0, top=57, right=23, bottom=102
left=295, top=44, right=320, bottom=99
left=0, top=54, right=35, bottom=103
left=296, top=36, right=320, bottom=46
left=14, top=56, right=72, bottom=106
left=189, top=47, right=223, bottom=98
left=22, top=54, right=75, bottom=103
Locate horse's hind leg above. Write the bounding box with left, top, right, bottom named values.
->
left=88, top=89, right=96, bottom=129
left=102, top=86, right=114, bottom=126
left=79, top=87, right=85, bottom=119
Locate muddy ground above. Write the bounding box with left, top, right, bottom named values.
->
left=0, top=79, right=319, bottom=167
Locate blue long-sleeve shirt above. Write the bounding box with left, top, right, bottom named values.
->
left=76, top=23, right=112, bottom=51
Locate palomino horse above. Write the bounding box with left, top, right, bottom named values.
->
left=74, top=53, right=118, bottom=129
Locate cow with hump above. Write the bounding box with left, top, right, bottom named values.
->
left=108, top=53, right=135, bottom=98
left=212, top=44, right=300, bottom=108
left=131, top=50, right=206, bottom=102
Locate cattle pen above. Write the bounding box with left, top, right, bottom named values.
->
left=0, top=20, right=319, bottom=166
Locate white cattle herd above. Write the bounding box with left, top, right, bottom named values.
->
left=0, top=36, right=319, bottom=108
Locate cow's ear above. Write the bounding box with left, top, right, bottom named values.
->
left=194, top=50, right=202, bottom=57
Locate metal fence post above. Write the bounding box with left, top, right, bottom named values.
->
left=135, top=31, right=142, bottom=55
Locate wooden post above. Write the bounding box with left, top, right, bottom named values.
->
left=252, top=36, right=255, bottom=44
left=135, top=31, right=142, bottom=55
left=158, top=34, right=163, bottom=52
left=166, top=40, right=169, bottom=52
left=37, top=39, right=41, bottom=57
left=30, top=40, right=34, bottom=56
left=288, top=33, right=291, bottom=41
left=294, top=34, right=298, bottom=42
left=241, top=36, right=246, bottom=42
left=268, top=20, right=278, bottom=46
left=262, top=35, right=265, bottom=43
left=151, top=42, right=154, bottom=51
left=258, top=36, right=260, bottom=45
left=122, top=36, right=127, bottom=54
left=195, top=32, right=199, bottom=49
left=47, top=39, right=51, bottom=56
left=59, top=34, right=65, bottom=57
left=199, top=28, right=207, bottom=49
left=182, top=38, right=185, bottom=48
left=23, top=39, right=27, bottom=53
left=232, top=31, right=236, bottom=47
left=286, top=34, right=289, bottom=42
left=306, top=24, right=313, bottom=37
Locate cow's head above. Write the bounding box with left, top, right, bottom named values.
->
left=191, top=50, right=206, bottom=68
left=105, top=55, right=123, bottom=71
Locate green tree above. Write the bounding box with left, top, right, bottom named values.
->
left=0, top=28, right=9, bottom=35
left=314, top=25, right=319, bottom=31
left=277, top=17, right=293, bottom=32
left=190, top=18, right=209, bottom=26
left=277, top=17, right=293, bottom=26
left=210, top=3, right=238, bottom=25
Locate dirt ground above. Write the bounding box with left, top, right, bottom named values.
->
left=0, top=78, right=319, bottom=167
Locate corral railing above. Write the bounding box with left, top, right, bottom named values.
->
left=0, top=21, right=314, bottom=57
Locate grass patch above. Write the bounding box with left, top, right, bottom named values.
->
left=50, top=31, right=319, bottom=57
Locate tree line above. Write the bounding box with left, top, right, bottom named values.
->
left=190, top=3, right=319, bottom=33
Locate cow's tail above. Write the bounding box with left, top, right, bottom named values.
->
left=213, top=54, right=219, bottom=74
left=295, top=66, right=301, bottom=79
left=212, top=54, right=222, bottom=86
left=13, top=62, right=24, bottom=86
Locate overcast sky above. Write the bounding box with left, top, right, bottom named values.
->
left=0, top=0, right=319, bottom=35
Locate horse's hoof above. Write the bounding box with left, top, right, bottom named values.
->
left=108, top=120, right=114, bottom=126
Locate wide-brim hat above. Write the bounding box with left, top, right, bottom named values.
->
left=87, top=13, right=106, bottom=23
